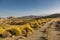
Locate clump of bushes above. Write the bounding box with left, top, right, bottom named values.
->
left=0, top=27, right=5, bottom=34
left=6, top=27, right=22, bottom=36
left=19, top=24, right=34, bottom=37
left=22, top=27, right=33, bottom=37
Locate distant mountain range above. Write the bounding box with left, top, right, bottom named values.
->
left=45, top=13, right=60, bottom=18
left=17, top=13, right=60, bottom=19
left=0, top=13, right=60, bottom=19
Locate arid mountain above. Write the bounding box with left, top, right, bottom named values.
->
left=45, top=13, right=60, bottom=18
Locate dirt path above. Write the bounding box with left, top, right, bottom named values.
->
left=26, top=19, right=59, bottom=40
left=26, top=20, right=54, bottom=40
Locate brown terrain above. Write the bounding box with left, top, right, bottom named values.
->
left=0, top=14, right=60, bottom=40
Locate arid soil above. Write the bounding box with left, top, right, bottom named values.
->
left=0, top=18, right=60, bottom=40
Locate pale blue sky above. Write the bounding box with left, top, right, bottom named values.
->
left=0, top=0, right=60, bottom=17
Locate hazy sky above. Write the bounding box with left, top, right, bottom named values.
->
left=0, top=0, right=60, bottom=17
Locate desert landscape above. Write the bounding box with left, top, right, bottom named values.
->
left=0, top=0, right=60, bottom=40
left=0, top=14, right=60, bottom=40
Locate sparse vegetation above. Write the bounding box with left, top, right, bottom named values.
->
left=0, top=14, right=60, bottom=40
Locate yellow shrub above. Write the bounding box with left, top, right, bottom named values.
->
left=19, top=23, right=33, bottom=32
left=0, top=27, right=5, bottom=34
left=26, top=24, right=34, bottom=32
left=14, top=23, right=34, bottom=37
left=6, top=26, right=22, bottom=35
left=27, top=31, right=33, bottom=36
